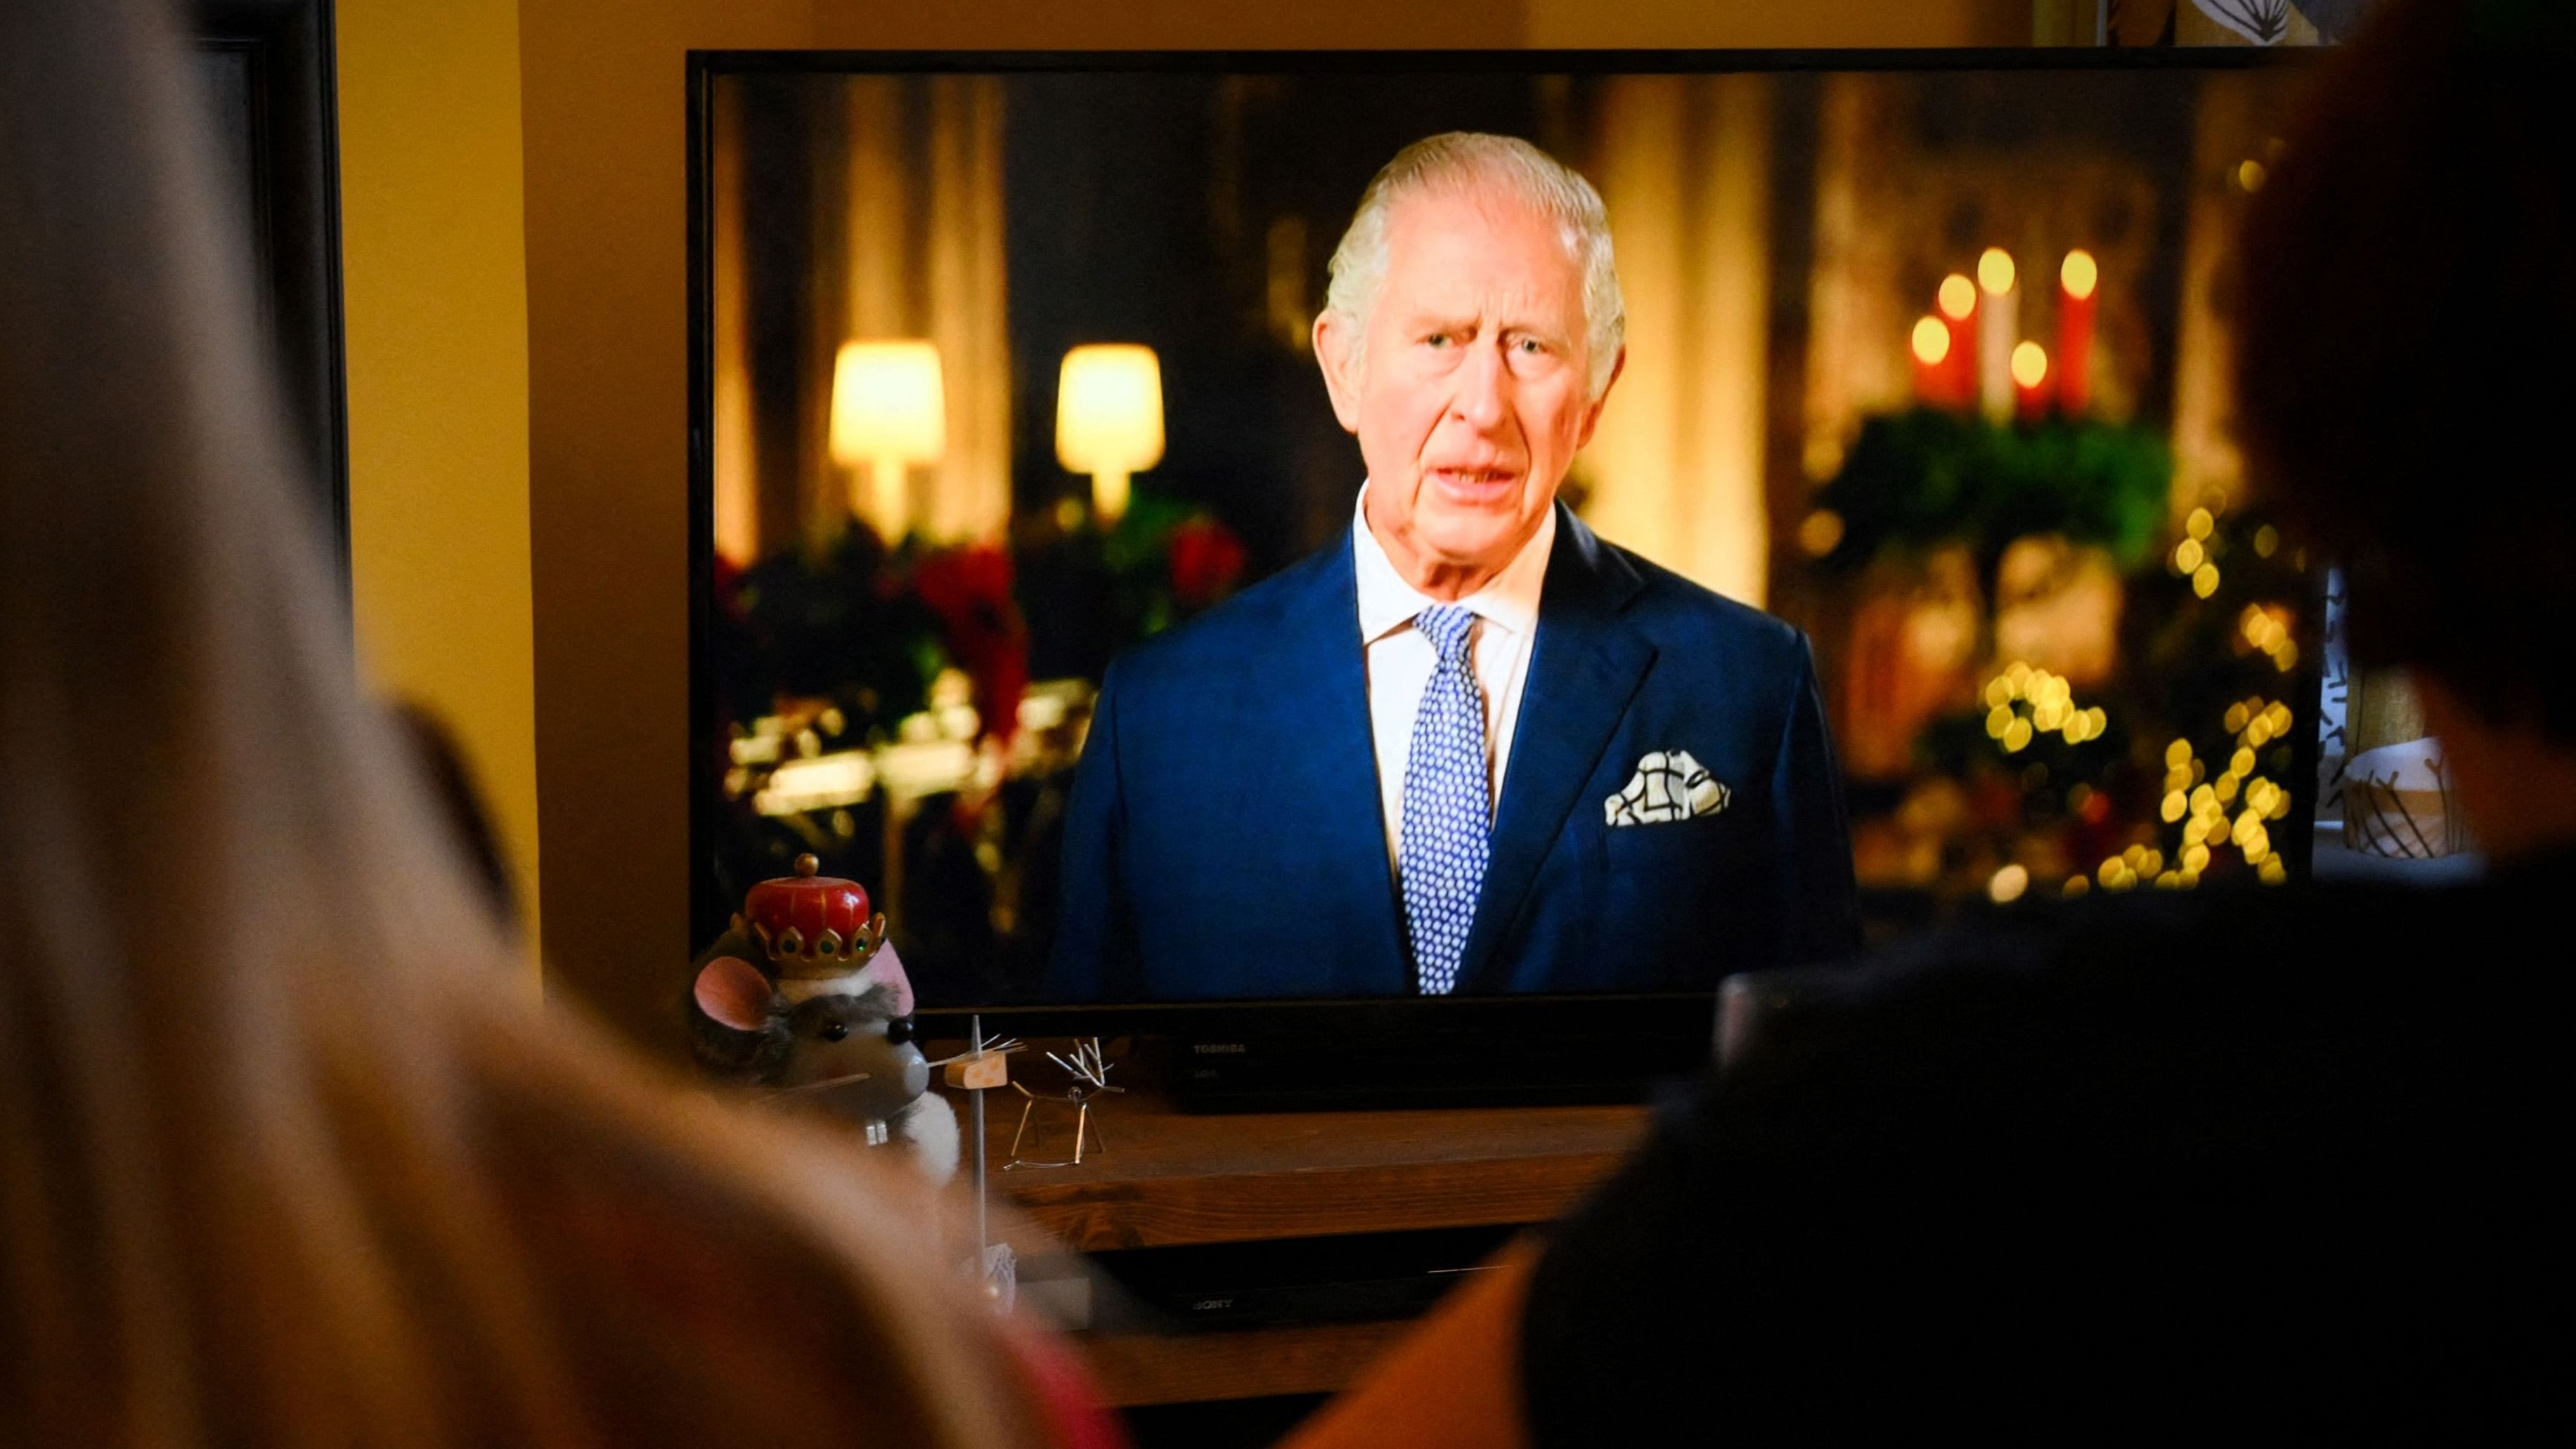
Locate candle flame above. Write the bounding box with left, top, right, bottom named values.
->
left=1938, top=273, right=1978, bottom=320
left=2010, top=340, right=2049, bottom=388
left=1978, top=247, right=2017, bottom=297
left=1910, top=316, right=1951, bottom=366
left=2062, top=249, right=2098, bottom=300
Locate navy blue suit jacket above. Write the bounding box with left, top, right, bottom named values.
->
left=1044, top=505, right=1860, bottom=1001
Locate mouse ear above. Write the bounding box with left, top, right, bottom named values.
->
left=692, top=955, right=776, bottom=1032
left=853, top=940, right=915, bottom=1018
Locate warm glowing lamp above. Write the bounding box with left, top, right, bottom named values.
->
left=1056, top=344, right=1164, bottom=524
left=830, top=340, right=947, bottom=539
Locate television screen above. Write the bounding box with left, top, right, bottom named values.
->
left=690, top=53, right=2318, bottom=1011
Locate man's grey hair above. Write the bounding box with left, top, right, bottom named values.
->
left=1323, top=131, right=1626, bottom=399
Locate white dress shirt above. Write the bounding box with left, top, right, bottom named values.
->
left=1352, top=482, right=1558, bottom=867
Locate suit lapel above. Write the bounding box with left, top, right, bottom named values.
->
left=1454, top=506, right=1655, bottom=993
left=1271, top=528, right=1413, bottom=993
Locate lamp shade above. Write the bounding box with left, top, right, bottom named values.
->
left=1056, top=344, right=1163, bottom=470
left=830, top=340, right=947, bottom=469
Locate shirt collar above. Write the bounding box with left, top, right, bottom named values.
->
left=1351, top=480, right=1557, bottom=646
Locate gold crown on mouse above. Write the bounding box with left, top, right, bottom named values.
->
left=732, top=854, right=888, bottom=980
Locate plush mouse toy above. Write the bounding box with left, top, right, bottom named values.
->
left=687, top=856, right=961, bottom=1183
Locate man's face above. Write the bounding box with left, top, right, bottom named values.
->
left=1316, top=185, right=1621, bottom=588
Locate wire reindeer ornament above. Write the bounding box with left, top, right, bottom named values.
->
left=1005, top=1039, right=1125, bottom=1169
left=2190, top=0, right=2293, bottom=45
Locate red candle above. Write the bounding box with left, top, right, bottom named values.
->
left=2058, top=249, right=2097, bottom=416
left=2011, top=341, right=2052, bottom=422
left=1937, top=272, right=1978, bottom=410
left=1910, top=315, right=1953, bottom=404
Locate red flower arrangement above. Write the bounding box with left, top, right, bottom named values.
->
left=911, top=542, right=1030, bottom=747
left=1167, top=516, right=1248, bottom=611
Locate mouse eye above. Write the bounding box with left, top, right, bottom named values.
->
left=886, top=1016, right=916, bottom=1045
left=819, top=1022, right=849, bottom=1043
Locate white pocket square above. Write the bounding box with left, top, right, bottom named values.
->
left=1606, top=750, right=1730, bottom=826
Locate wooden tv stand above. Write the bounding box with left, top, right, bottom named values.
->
left=943, top=1068, right=1650, bottom=1407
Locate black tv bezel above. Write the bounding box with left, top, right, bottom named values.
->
left=684, top=44, right=2318, bottom=1039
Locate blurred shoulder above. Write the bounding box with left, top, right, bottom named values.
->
left=1522, top=867, right=2567, bottom=1441
left=1716, top=873, right=2539, bottom=1127
left=1789, top=874, right=2466, bottom=1008
left=469, top=1026, right=1040, bottom=1447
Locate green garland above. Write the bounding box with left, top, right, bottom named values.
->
left=1816, top=408, right=2174, bottom=577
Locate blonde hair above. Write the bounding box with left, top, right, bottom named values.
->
left=0, top=5, right=1033, bottom=1445
left=1322, top=131, right=1626, bottom=398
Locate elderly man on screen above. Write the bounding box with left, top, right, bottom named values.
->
left=1047, top=132, right=1858, bottom=1003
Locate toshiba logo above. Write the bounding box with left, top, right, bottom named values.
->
left=1191, top=1043, right=1248, bottom=1055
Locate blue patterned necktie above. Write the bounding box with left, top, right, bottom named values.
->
left=1400, top=603, right=1491, bottom=996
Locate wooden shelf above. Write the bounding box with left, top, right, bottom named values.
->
left=945, top=1078, right=1648, bottom=1253
left=1078, top=1319, right=1414, bottom=1408
left=935, top=1057, right=1648, bottom=1405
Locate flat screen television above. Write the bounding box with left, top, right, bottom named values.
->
left=686, top=48, right=2321, bottom=1100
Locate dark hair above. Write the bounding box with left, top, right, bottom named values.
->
left=392, top=701, right=518, bottom=924
left=2236, top=0, right=2576, bottom=739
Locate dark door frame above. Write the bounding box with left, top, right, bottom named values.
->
left=194, top=0, right=351, bottom=585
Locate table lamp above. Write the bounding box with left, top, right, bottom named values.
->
left=1055, top=343, right=1163, bottom=526
left=830, top=339, right=947, bottom=540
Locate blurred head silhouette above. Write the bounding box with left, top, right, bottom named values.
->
left=0, top=6, right=1037, bottom=1445
left=2237, top=0, right=2576, bottom=858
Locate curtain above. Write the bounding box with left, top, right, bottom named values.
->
left=839, top=76, right=1013, bottom=544
left=1579, top=74, right=1775, bottom=606
left=710, top=74, right=1014, bottom=563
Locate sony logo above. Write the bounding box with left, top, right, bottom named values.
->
left=1192, top=1298, right=1235, bottom=1311
left=1191, top=1043, right=1248, bottom=1055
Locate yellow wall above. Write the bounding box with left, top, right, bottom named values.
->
left=337, top=0, right=541, bottom=943
left=517, top=0, right=2028, bottom=1051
